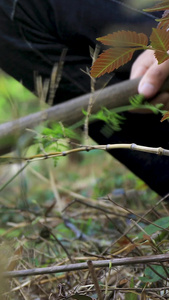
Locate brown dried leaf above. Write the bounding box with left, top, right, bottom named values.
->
left=91, top=47, right=136, bottom=78
left=97, top=30, right=148, bottom=48
left=157, top=9, right=169, bottom=30
left=117, top=278, right=128, bottom=288
left=161, top=110, right=169, bottom=121
left=150, top=28, right=169, bottom=63
left=144, top=1, right=169, bottom=12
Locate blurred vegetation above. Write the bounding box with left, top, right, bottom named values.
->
left=0, top=70, right=48, bottom=123
left=1, top=71, right=169, bottom=300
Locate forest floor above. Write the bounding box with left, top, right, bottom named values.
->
left=1, top=143, right=169, bottom=300
left=0, top=73, right=169, bottom=299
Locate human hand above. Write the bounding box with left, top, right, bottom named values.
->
left=130, top=49, right=169, bottom=111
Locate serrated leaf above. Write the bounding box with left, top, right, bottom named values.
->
left=161, top=110, right=169, bottom=121
left=129, top=94, right=145, bottom=107
left=91, top=30, right=149, bottom=78
left=91, top=47, right=137, bottom=78
left=150, top=28, right=169, bottom=63
left=157, top=10, right=169, bottom=30
left=97, top=31, right=148, bottom=48
left=144, top=1, right=169, bottom=12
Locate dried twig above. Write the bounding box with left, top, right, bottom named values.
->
left=101, top=194, right=169, bottom=255
left=108, top=196, right=169, bottom=233
left=84, top=45, right=99, bottom=141
left=87, top=260, right=103, bottom=300
left=4, top=253, right=169, bottom=278
left=2, top=143, right=169, bottom=164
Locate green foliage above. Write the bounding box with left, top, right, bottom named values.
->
left=129, top=94, right=145, bottom=106
left=72, top=294, right=92, bottom=300
left=129, top=94, right=165, bottom=113
left=56, top=222, right=75, bottom=239
left=125, top=278, right=137, bottom=300
left=0, top=72, right=38, bottom=122
left=138, top=216, right=169, bottom=239
left=94, top=108, right=126, bottom=136
left=42, top=123, right=79, bottom=140
left=85, top=93, right=164, bottom=139
left=34, top=123, right=81, bottom=161
left=140, top=265, right=169, bottom=283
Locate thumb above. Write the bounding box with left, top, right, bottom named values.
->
left=138, top=59, right=169, bottom=98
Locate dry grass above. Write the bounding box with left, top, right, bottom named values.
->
left=1, top=143, right=168, bottom=300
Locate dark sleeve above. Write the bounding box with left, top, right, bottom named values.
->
left=50, top=0, right=157, bottom=50
left=0, top=0, right=160, bottom=101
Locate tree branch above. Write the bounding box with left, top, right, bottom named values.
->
left=4, top=253, right=169, bottom=278
left=2, top=143, right=169, bottom=164
left=1, top=77, right=169, bottom=155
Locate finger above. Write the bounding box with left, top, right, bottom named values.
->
left=138, top=59, right=169, bottom=98
left=130, top=50, right=155, bottom=79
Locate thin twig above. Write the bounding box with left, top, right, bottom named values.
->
left=28, top=166, right=127, bottom=217
left=0, top=162, right=29, bottom=192
left=87, top=260, right=103, bottom=300
left=48, top=49, right=67, bottom=106
left=84, top=45, right=99, bottom=142
left=148, top=262, right=169, bottom=283
left=4, top=253, right=169, bottom=278
left=108, top=196, right=169, bottom=233
left=146, top=291, right=167, bottom=300
left=49, top=230, right=74, bottom=264
left=101, top=194, right=169, bottom=255
left=74, top=198, right=128, bottom=218
left=108, top=287, right=169, bottom=292
left=2, top=143, right=169, bottom=164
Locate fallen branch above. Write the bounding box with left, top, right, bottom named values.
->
left=1, top=76, right=169, bottom=155
left=4, top=253, right=169, bottom=278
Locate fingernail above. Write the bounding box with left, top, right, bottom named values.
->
left=138, top=83, right=156, bottom=97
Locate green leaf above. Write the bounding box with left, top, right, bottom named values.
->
left=125, top=278, right=137, bottom=300
left=129, top=94, right=145, bottom=107
left=138, top=216, right=169, bottom=239
left=140, top=265, right=169, bottom=283
left=32, top=216, right=41, bottom=225
left=72, top=293, right=93, bottom=300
